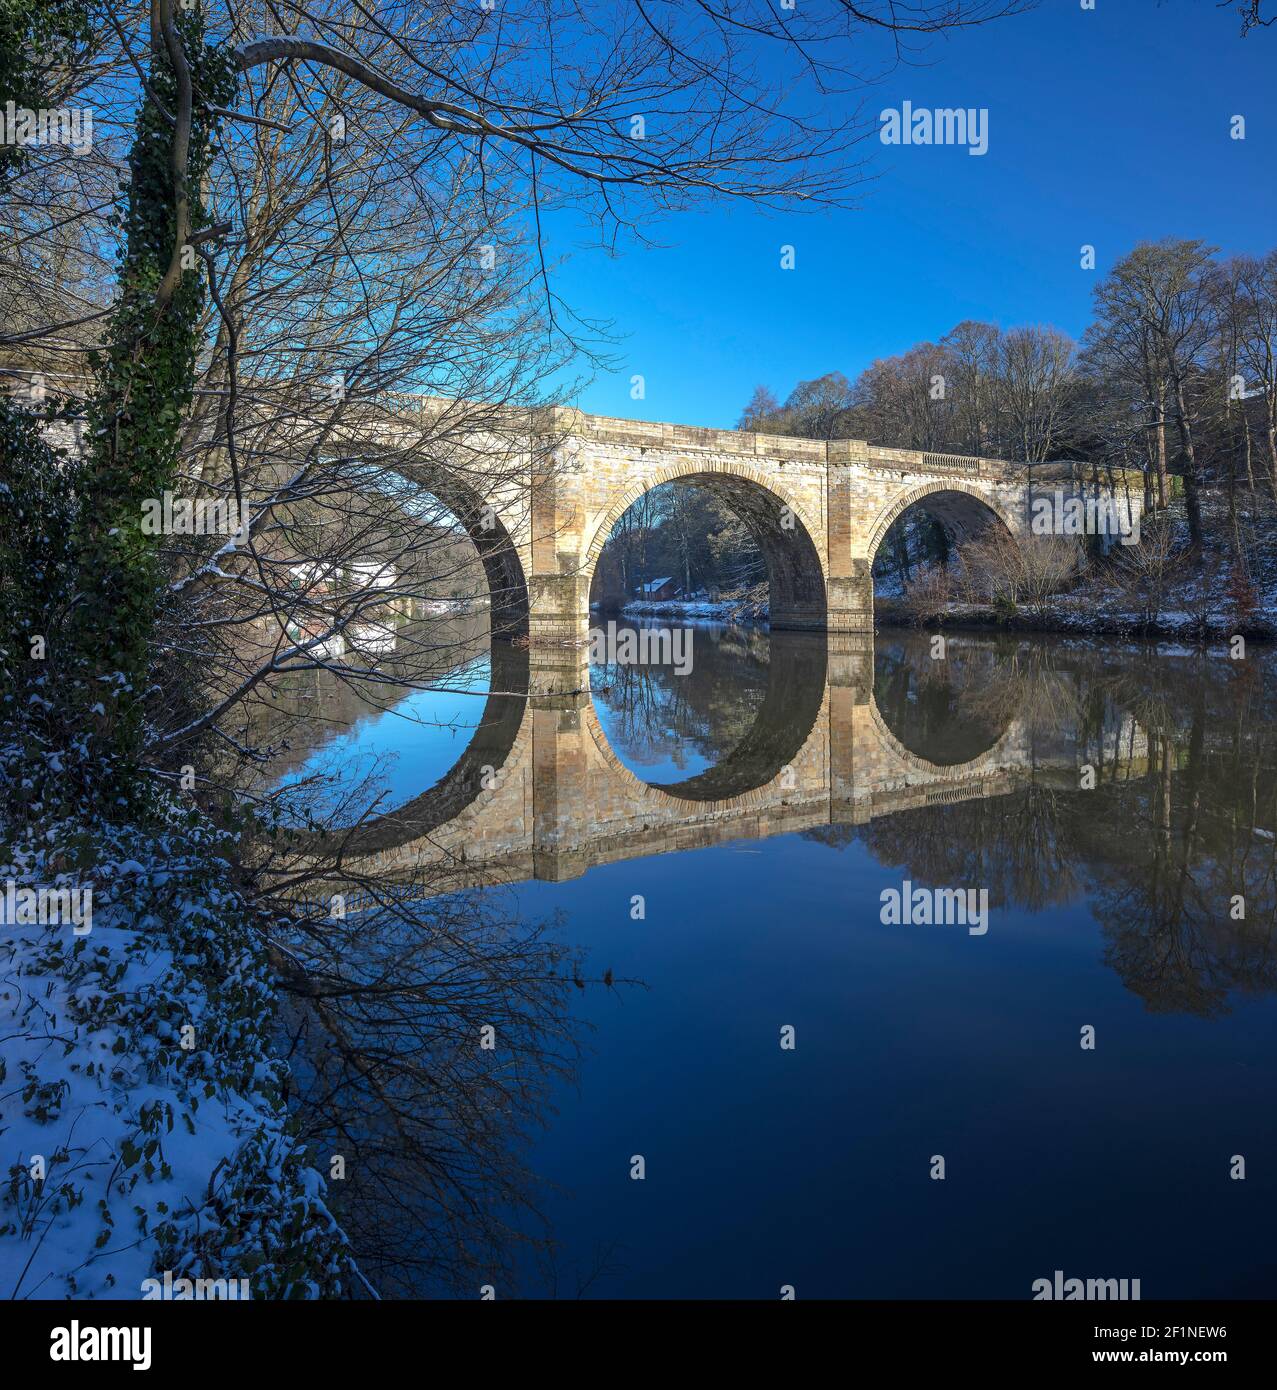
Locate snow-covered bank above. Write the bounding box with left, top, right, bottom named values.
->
left=0, top=783, right=354, bottom=1299
left=877, top=595, right=1277, bottom=642
left=613, top=594, right=769, bottom=623
left=602, top=590, right=1276, bottom=643
left=620, top=598, right=735, bottom=620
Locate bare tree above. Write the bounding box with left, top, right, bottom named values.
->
left=1088, top=240, right=1219, bottom=545
left=1219, top=0, right=1277, bottom=35
left=941, top=319, right=1002, bottom=456
left=737, top=383, right=782, bottom=432
left=1232, top=251, right=1277, bottom=495
left=956, top=529, right=1077, bottom=619
left=998, top=324, right=1077, bottom=462
left=1105, top=513, right=1185, bottom=629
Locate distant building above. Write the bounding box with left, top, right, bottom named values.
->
left=637, top=576, right=678, bottom=600
left=285, top=561, right=333, bottom=593
left=346, top=559, right=397, bottom=590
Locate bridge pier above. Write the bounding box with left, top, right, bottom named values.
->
left=524, top=572, right=591, bottom=698
left=824, top=452, right=877, bottom=636
left=827, top=632, right=875, bottom=825
left=824, top=568, right=875, bottom=636
left=527, top=643, right=591, bottom=703
left=530, top=702, right=590, bottom=882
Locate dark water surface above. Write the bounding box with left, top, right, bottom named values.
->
left=272, top=618, right=1277, bottom=1299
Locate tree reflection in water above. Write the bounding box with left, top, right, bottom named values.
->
left=590, top=620, right=830, bottom=800
left=590, top=622, right=773, bottom=784
left=815, top=635, right=1277, bottom=1017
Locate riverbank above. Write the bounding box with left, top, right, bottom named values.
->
left=0, top=761, right=356, bottom=1299
left=618, top=597, right=764, bottom=623
left=876, top=594, right=1277, bottom=642
left=618, top=589, right=1277, bottom=644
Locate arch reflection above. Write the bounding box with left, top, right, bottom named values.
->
left=871, top=635, right=1014, bottom=767
left=589, top=624, right=828, bottom=802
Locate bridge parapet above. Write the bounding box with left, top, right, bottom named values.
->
left=530, top=404, right=1024, bottom=479
left=541, top=407, right=828, bottom=462
left=888, top=447, right=1021, bottom=481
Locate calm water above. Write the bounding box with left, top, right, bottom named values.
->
left=270, top=618, right=1277, bottom=1299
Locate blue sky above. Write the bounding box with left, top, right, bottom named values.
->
left=546, top=0, right=1276, bottom=429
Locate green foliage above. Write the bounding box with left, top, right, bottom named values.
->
left=0, top=0, right=92, bottom=190
left=69, top=9, right=234, bottom=806
left=0, top=777, right=357, bottom=1297
left=3, top=8, right=237, bottom=818
left=0, top=400, right=79, bottom=664
left=2, top=4, right=236, bottom=817
left=992, top=592, right=1018, bottom=623
left=0, top=396, right=93, bottom=812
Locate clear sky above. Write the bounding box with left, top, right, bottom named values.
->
left=545, top=0, right=1276, bottom=430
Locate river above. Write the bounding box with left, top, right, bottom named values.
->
left=267, top=616, right=1277, bottom=1299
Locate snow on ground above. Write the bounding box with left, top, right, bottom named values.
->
left=2, top=904, right=245, bottom=1297
left=619, top=598, right=738, bottom=621
left=0, top=793, right=353, bottom=1299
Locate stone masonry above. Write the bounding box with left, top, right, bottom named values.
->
left=450, top=406, right=1143, bottom=696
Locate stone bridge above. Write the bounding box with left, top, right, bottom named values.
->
left=312, top=634, right=1153, bottom=904
left=374, top=405, right=1143, bottom=696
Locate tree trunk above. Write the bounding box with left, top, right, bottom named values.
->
left=1171, top=374, right=1203, bottom=546
left=1265, top=402, right=1277, bottom=500
left=1152, top=380, right=1169, bottom=510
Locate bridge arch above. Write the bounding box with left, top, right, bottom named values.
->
left=863, top=479, right=1018, bottom=568
left=584, top=463, right=828, bottom=630
left=426, top=481, right=529, bottom=641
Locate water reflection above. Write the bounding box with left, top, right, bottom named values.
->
left=590, top=622, right=828, bottom=800
left=847, top=642, right=1277, bottom=1015
left=871, top=637, right=1014, bottom=765
left=263, top=621, right=1277, bottom=1019
left=254, top=619, right=1277, bottom=1297
left=249, top=612, right=519, bottom=827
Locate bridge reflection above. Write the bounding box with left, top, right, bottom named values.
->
left=306, top=625, right=1153, bottom=901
